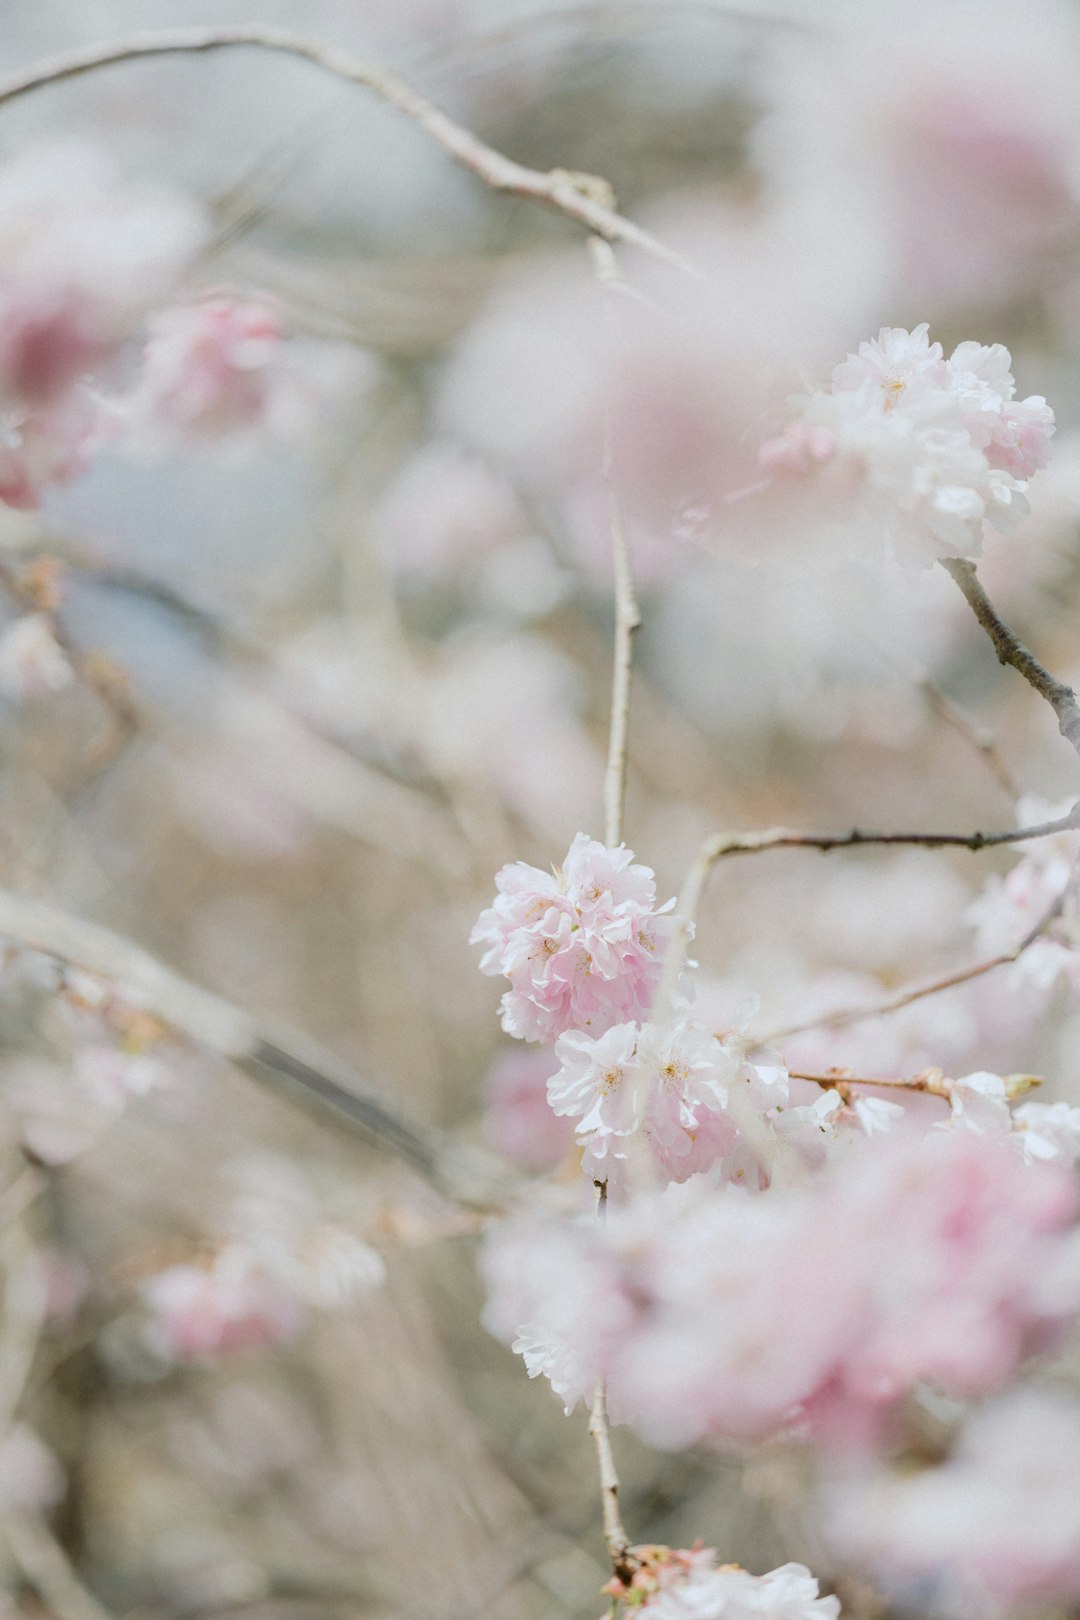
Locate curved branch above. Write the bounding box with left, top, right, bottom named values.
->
left=942, top=557, right=1080, bottom=762
left=660, top=809, right=1080, bottom=1010
left=0, top=27, right=693, bottom=272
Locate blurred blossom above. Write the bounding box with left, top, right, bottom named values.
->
left=0, top=1425, right=64, bottom=1514
left=828, top=1388, right=1080, bottom=1615
left=374, top=439, right=530, bottom=583
left=483, top=1127, right=1080, bottom=1450
left=755, top=0, right=1080, bottom=310
left=758, top=327, right=1053, bottom=568
left=482, top=1045, right=574, bottom=1172
left=0, top=144, right=205, bottom=412
left=0, top=611, right=73, bottom=698
left=124, top=295, right=368, bottom=452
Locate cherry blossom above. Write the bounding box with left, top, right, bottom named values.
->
left=548, top=1016, right=787, bottom=1191
left=616, top=1550, right=840, bottom=1620
left=0, top=612, right=73, bottom=698
left=470, top=834, right=682, bottom=1043
left=140, top=1255, right=306, bottom=1363
left=125, top=296, right=357, bottom=449
left=483, top=1046, right=575, bottom=1172
left=483, top=1127, right=1080, bottom=1449
left=0, top=144, right=205, bottom=413
left=759, top=326, right=1054, bottom=567
left=966, top=794, right=1080, bottom=993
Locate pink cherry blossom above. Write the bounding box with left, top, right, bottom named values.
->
left=483, top=1126, right=1080, bottom=1450
left=470, top=833, right=683, bottom=1043
left=548, top=1016, right=786, bottom=1191
left=483, top=1046, right=575, bottom=1172
left=759, top=327, right=1054, bottom=567
left=0, top=384, right=109, bottom=511
left=140, top=1255, right=306, bottom=1362
left=0, top=144, right=205, bottom=413
left=631, top=1554, right=840, bottom=1620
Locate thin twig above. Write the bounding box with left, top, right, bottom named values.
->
left=587, top=1182, right=635, bottom=1584
left=592, top=241, right=643, bottom=850
left=0, top=27, right=695, bottom=274
left=919, top=677, right=1020, bottom=802
left=659, top=810, right=1080, bottom=1012
left=588, top=238, right=639, bottom=1583
left=0, top=888, right=514, bottom=1211
left=767, top=866, right=1079, bottom=1043
left=942, top=557, right=1080, bottom=762
left=789, top=1067, right=1041, bottom=1102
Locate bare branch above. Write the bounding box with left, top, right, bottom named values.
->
left=767, top=863, right=1079, bottom=1043
left=588, top=239, right=639, bottom=1581
left=660, top=809, right=1080, bottom=1012
left=0, top=28, right=695, bottom=273
left=942, top=557, right=1080, bottom=762
left=0, top=889, right=513, bottom=1211
left=789, top=1066, right=1042, bottom=1102
left=592, top=240, right=643, bottom=850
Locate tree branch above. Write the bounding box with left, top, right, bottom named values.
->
left=660, top=810, right=1080, bottom=1013
left=0, top=27, right=694, bottom=273
left=0, top=889, right=513, bottom=1211
left=942, top=557, right=1080, bottom=762
left=766, top=863, right=1079, bottom=1043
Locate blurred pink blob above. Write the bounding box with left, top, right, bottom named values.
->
left=141, top=1256, right=306, bottom=1362
left=482, top=1046, right=573, bottom=1172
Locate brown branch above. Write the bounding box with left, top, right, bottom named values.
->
left=660, top=810, right=1080, bottom=1013
left=768, top=864, right=1079, bottom=1043
left=0, top=888, right=514, bottom=1212
left=942, top=557, right=1080, bottom=762
left=0, top=28, right=694, bottom=273
left=789, top=1066, right=1042, bottom=1102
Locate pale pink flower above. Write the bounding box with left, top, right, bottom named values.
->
left=470, top=834, right=682, bottom=1043
left=831, top=323, right=949, bottom=404
left=967, top=795, right=1080, bottom=993
left=548, top=1016, right=785, bottom=1191
left=483, top=1046, right=575, bottom=1172
left=141, top=1255, right=305, bottom=1362
left=0, top=385, right=108, bottom=511
left=483, top=1128, right=1080, bottom=1450
left=0, top=612, right=73, bottom=698
left=638, top=1555, right=840, bottom=1620
left=829, top=1389, right=1080, bottom=1613
left=1014, top=1100, right=1080, bottom=1162
left=0, top=144, right=205, bottom=412
left=760, top=327, right=1053, bottom=567
left=131, top=298, right=286, bottom=440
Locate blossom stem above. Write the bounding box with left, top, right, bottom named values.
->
left=942, top=557, right=1080, bottom=763
left=0, top=28, right=694, bottom=275
left=588, top=1180, right=636, bottom=1584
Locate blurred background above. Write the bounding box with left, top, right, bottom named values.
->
left=3, top=1, right=1080, bottom=1616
